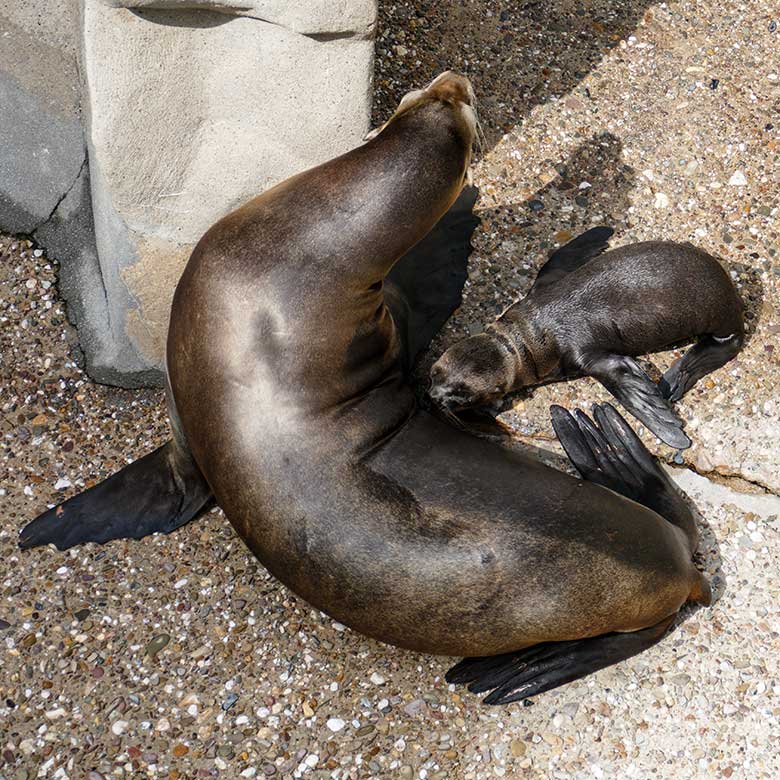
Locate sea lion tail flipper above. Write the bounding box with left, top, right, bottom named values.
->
left=658, top=333, right=743, bottom=402
left=385, top=185, right=480, bottom=366
left=551, top=403, right=699, bottom=548
left=18, top=442, right=212, bottom=551
left=531, top=225, right=614, bottom=290
left=583, top=354, right=691, bottom=449
left=446, top=614, right=676, bottom=705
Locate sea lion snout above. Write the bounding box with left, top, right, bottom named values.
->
left=365, top=70, right=477, bottom=145
left=425, top=70, right=474, bottom=106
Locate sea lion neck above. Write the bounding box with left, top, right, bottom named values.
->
left=490, top=301, right=551, bottom=385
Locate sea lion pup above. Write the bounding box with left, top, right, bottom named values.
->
left=429, top=228, right=744, bottom=449
left=20, top=73, right=711, bottom=705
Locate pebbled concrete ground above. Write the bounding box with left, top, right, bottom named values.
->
left=2, top=0, right=780, bottom=778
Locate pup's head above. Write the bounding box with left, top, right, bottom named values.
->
left=428, top=332, right=517, bottom=411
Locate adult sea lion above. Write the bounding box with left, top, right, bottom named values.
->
left=429, top=228, right=744, bottom=449
left=20, top=73, right=711, bottom=704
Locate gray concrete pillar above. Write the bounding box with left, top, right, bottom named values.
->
left=0, top=0, right=377, bottom=386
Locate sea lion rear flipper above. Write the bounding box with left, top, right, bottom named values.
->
left=385, top=185, right=480, bottom=367
left=659, top=333, right=743, bottom=402
left=583, top=353, right=691, bottom=449
left=19, top=442, right=213, bottom=551
left=446, top=614, right=676, bottom=704
left=530, top=225, right=614, bottom=291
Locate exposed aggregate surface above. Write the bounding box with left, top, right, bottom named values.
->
left=2, top=0, right=780, bottom=778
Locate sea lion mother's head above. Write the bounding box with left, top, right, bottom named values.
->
left=366, top=70, right=479, bottom=180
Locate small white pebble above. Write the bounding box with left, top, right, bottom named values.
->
left=327, top=717, right=346, bottom=732
left=111, top=720, right=128, bottom=735
left=654, top=192, right=670, bottom=209
left=370, top=672, right=386, bottom=685
left=728, top=170, right=747, bottom=186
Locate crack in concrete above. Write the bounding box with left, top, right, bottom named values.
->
left=681, top=462, right=779, bottom=500
left=668, top=466, right=780, bottom=521
left=224, top=12, right=375, bottom=40
left=31, top=154, right=88, bottom=236
left=126, top=4, right=375, bottom=40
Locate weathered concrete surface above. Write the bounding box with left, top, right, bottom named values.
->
left=0, top=0, right=377, bottom=386
left=99, top=0, right=378, bottom=36
left=81, top=0, right=378, bottom=383
left=669, top=467, right=780, bottom=522
left=0, top=5, right=84, bottom=234
left=0, top=2, right=141, bottom=385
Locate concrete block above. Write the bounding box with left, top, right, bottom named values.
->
left=80, top=0, right=377, bottom=383
left=0, top=8, right=84, bottom=234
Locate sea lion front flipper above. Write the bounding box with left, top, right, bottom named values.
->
left=552, top=402, right=699, bottom=546
left=583, top=353, right=691, bottom=450
left=19, top=442, right=213, bottom=551
left=385, top=185, right=480, bottom=368
left=446, top=614, right=676, bottom=705
left=530, top=225, right=614, bottom=291
left=658, top=333, right=743, bottom=402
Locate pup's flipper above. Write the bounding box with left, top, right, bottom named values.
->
left=19, top=442, right=212, bottom=551
left=446, top=614, right=675, bottom=705
left=659, top=333, right=743, bottom=402
left=551, top=402, right=699, bottom=548
left=531, top=225, right=614, bottom=291
left=585, top=354, right=691, bottom=450
left=385, top=185, right=480, bottom=369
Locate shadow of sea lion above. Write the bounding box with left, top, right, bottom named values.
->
left=373, top=0, right=659, bottom=152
